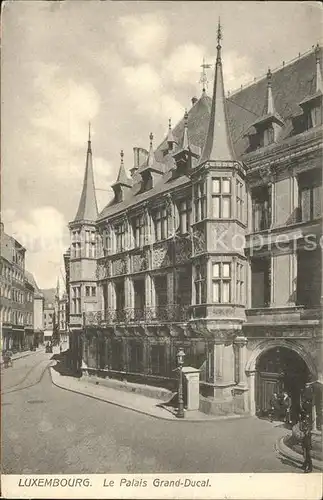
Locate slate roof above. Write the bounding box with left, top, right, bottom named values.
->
left=98, top=47, right=322, bottom=222
left=25, top=270, right=41, bottom=292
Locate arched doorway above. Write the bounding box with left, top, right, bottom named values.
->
left=255, top=346, right=310, bottom=422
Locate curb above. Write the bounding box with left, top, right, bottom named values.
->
left=49, top=367, right=249, bottom=424
left=275, top=436, right=323, bottom=471
left=0, top=349, right=43, bottom=365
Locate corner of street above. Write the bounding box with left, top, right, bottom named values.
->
left=2, top=348, right=318, bottom=474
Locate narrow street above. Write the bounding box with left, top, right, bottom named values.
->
left=2, top=352, right=298, bottom=474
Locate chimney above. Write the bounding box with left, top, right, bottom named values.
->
left=191, top=97, right=198, bottom=106
left=131, top=147, right=149, bottom=177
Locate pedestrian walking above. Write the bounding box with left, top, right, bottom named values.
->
left=301, top=414, right=313, bottom=473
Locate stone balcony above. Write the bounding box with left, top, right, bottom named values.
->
left=85, top=304, right=191, bottom=326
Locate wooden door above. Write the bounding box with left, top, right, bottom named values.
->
left=256, top=372, right=281, bottom=416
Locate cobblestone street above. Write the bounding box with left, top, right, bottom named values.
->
left=2, top=352, right=299, bottom=474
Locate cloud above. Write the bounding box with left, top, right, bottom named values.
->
left=6, top=206, right=69, bottom=288
left=223, top=51, right=254, bottom=92
left=164, top=43, right=209, bottom=86
left=118, top=13, right=168, bottom=60
left=93, top=156, right=115, bottom=212
left=121, top=63, right=183, bottom=123
left=31, top=63, right=100, bottom=148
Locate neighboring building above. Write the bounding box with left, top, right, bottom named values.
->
left=63, top=248, right=71, bottom=346
left=25, top=270, right=44, bottom=346
left=58, top=293, right=68, bottom=342
left=0, top=223, right=26, bottom=351
left=67, top=30, right=322, bottom=421
left=24, top=273, right=34, bottom=348
left=41, top=288, right=56, bottom=343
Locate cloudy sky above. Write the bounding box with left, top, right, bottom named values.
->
left=2, top=0, right=321, bottom=289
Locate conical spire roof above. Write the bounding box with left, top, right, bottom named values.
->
left=200, top=21, right=235, bottom=164
left=167, top=118, right=176, bottom=145
left=251, top=68, right=284, bottom=128
left=139, top=133, right=163, bottom=173
left=74, top=125, right=98, bottom=223
left=113, top=150, right=132, bottom=187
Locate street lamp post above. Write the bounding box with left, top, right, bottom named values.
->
left=177, top=348, right=185, bottom=419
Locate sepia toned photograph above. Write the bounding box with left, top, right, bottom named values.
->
left=1, top=0, right=322, bottom=498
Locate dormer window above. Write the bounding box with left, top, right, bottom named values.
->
left=112, top=150, right=132, bottom=203
left=139, top=133, right=163, bottom=191
left=167, top=118, right=177, bottom=153
left=114, top=185, right=123, bottom=203
left=142, top=171, right=153, bottom=191
left=305, top=100, right=323, bottom=130
left=298, top=44, right=323, bottom=132
left=247, top=68, right=284, bottom=151
left=264, top=125, right=274, bottom=146
left=173, top=110, right=200, bottom=175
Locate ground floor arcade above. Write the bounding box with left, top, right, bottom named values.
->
left=71, top=322, right=322, bottom=422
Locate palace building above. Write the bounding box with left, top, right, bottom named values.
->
left=66, top=27, right=323, bottom=421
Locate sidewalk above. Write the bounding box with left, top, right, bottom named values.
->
left=275, top=435, right=323, bottom=471
left=1, top=347, right=44, bottom=365
left=49, top=366, right=248, bottom=423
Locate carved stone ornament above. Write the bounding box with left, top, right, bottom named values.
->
left=153, top=244, right=171, bottom=268
left=96, top=262, right=109, bottom=280
left=193, top=229, right=205, bottom=254
left=132, top=253, right=147, bottom=272
left=175, top=237, right=192, bottom=263
left=112, top=258, right=126, bottom=276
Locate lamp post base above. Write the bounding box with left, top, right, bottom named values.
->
left=177, top=408, right=185, bottom=419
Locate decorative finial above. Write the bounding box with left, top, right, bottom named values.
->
left=149, top=132, right=153, bottom=147
left=184, top=109, right=188, bottom=125
left=216, top=18, right=222, bottom=64
left=168, top=118, right=172, bottom=130
left=88, top=122, right=91, bottom=142
left=120, top=149, right=124, bottom=165
left=315, top=43, right=320, bottom=62
left=199, top=57, right=211, bottom=93
left=217, top=18, right=222, bottom=47
left=267, top=68, right=272, bottom=85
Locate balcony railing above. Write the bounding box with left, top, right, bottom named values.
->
left=85, top=305, right=191, bottom=326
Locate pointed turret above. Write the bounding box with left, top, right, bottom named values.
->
left=112, top=150, right=132, bottom=202
left=199, top=21, right=236, bottom=164
left=167, top=118, right=177, bottom=151
left=139, top=133, right=164, bottom=190
left=182, top=110, right=189, bottom=150
left=251, top=69, right=284, bottom=128
left=173, top=109, right=200, bottom=172
left=265, top=69, right=274, bottom=115
left=298, top=44, right=323, bottom=128
left=74, top=124, right=98, bottom=222
left=299, top=43, right=323, bottom=107
left=248, top=68, right=284, bottom=147
left=113, top=150, right=132, bottom=188
left=139, top=133, right=163, bottom=174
